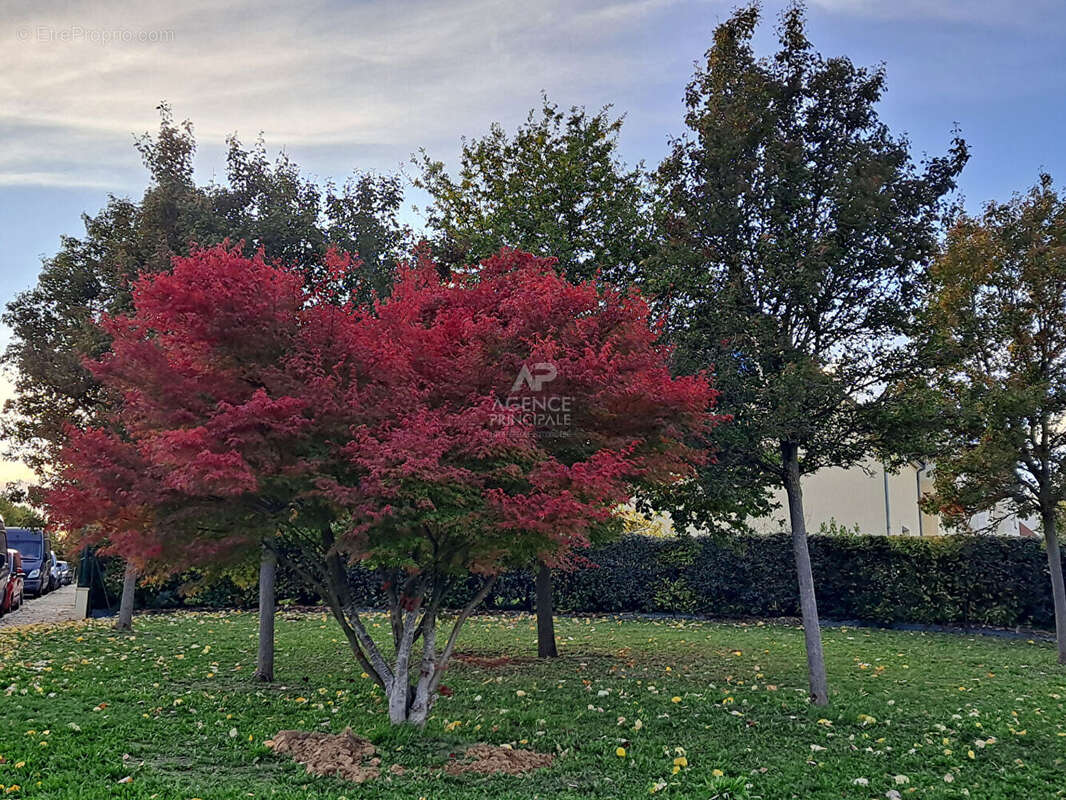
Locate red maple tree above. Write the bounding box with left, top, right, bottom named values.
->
left=46, top=244, right=718, bottom=724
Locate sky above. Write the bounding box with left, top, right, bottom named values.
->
left=2, top=0, right=1065, bottom=483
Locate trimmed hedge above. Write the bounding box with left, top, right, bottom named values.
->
left=545, top=534, right=1060, bottom=629
left=118, top=533, right=1063, bottom=630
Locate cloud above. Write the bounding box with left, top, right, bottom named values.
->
left=0, top=0, right=710, bottom=190
left=0, top=172, right=125, bottom=189
left=808, top=0, right=1063, bottom=27
left=0, top=0, right=718, bottom=479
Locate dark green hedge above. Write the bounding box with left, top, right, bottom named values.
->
left=545, top=534, right=1060, bottom=629
left=117, top=533, right=1062, bottom=630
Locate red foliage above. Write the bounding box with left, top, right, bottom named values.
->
left=46, top=245, right=719, bottom=577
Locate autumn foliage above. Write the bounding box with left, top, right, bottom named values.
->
left=46, top=244, right=716, bottom=723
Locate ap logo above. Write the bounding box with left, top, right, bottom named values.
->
left=511, top=362, right=558, bottom=392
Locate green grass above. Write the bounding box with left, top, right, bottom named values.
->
left=1, top=611, right=1064, bottom=799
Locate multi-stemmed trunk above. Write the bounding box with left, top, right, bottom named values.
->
left=324, top=573, right=497, bottom=726
left=293, top=530, right=497, bottom=726
left=781, top=441, right=829, bottom=706
left=254, top=545, right=277, bottom=682
left=1041, top=504, right=1066, bottom=665
left=115, top=562, right=138, bottom=631
left=535, top=562, right=558, bottom=658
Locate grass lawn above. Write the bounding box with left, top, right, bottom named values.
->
left=1, top=611, right=1064, bottom=799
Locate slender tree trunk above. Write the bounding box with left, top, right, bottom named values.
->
left=1042, top=505, right=1066, bottom=665
left=115, top=562, right=137, bottom=632
left=535, top=562, right=558, bottom=658
left=319, top=568, right=496, bottom=726
left=254, top=545, right=277, bottom=682
left=408, top=604, right=439, bottom=725
left=781, top=441, right=829, bottom=705
left=388, top=604, right=421, bottom=725
left=300, top=528, right=497, bottom=727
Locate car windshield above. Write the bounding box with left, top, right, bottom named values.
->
left=7, top=535, right=43, bottom=560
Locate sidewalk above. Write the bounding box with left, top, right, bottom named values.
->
left=0, top=584, right=81, bottom=628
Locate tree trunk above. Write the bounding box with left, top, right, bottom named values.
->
left=535, top=562, right=558, bottom=658
left=115, top=563, right=137, bottom=632
left=254, top=545, right=277, bottom=682
left=388, top=605, right=421, bottom=724
left=320, top=567, right=497, bottom=726
left=1042, top=505, right=1066, bottom=665
left=781, top=442, right=829, bottom=705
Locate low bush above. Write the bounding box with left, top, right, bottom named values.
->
left=109, top=533, right=1062, bottom=630
left=547, top=533, right=1060, bottom=629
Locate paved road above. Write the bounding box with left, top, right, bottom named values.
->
left=0, top=584, right=81, bottom=628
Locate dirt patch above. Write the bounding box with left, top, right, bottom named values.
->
left=453, top=652, right=516, bottom=669
left=266, top=728, right=381, bottom=783
left=443, top=744, right=555, bottom=776
left=267, top=728, right=553, bottom=783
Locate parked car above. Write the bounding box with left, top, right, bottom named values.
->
left=6, top=528, right=52, bottom=597
left=48, top=551, right=61, bottom=589
left=2, top=549, right=25, bottom=614
left=0, top=529, right=9, bottom=615
left=56, top=560, right=72, bottom=586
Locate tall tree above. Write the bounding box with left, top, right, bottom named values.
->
left=3, top=104, right=413, bottom=471
left=3, top=104, right=412, bottom=658
left=916, top=176, right=1066, bottom=664
left=647, top=3, right=967, bottom=704
left=45, top=245, right=716, bottom=725
left=414, top=96, right=651, bottom=284
left=414, top=97, right=652, bottom=657
left=0, top=495, right=46, bottom=529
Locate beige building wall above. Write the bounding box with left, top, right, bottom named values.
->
left=646, top=460, right=1034, bottom=539
left=747, top=459, right=936, bottom=536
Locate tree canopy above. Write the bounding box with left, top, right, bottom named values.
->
left=414, top=95, right=658, bottom=657
left=414, top=97, right=651, bottom=284
left=644, top=1, right=968, bottom=703
left=45, top=244, right=717, bottom=723
left=915, top=175, right=1066, bottom=662
left=2, top=104, right=412, bottom=471
left=0, top=495, right=46, bottom=529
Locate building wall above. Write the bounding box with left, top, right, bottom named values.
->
left=648, top=460, right=1035, bottom=539
left=917, top=466, right=941, bottom=537
left=748, top=459, right=941, bottom=536
left=744, top=459, right=1042, bottom=538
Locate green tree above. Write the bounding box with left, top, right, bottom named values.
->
left=413, top=96, right=652, bottom=284
left=3, top=103, right=412, bottom=662
left=647, top=3, right=967, bottom=704
left=0, top=495, right=46, bottom=529
left=3, top=104, right=413, bottom=473
left=414, top=97, right=652, bottom=658
left=917, top=175, right=1066, bottom=664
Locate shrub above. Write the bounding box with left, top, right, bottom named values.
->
left=115, top=533, right=1063, bottom=630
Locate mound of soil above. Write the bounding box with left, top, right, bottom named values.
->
left=444, top=744, right=555, bottom=776
left=267, top=728, right=554, bottom=783
left=266, top=728, right=380, bottom=783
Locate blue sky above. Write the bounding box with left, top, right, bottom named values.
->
left=2, top=0, right=1065, bottom=478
